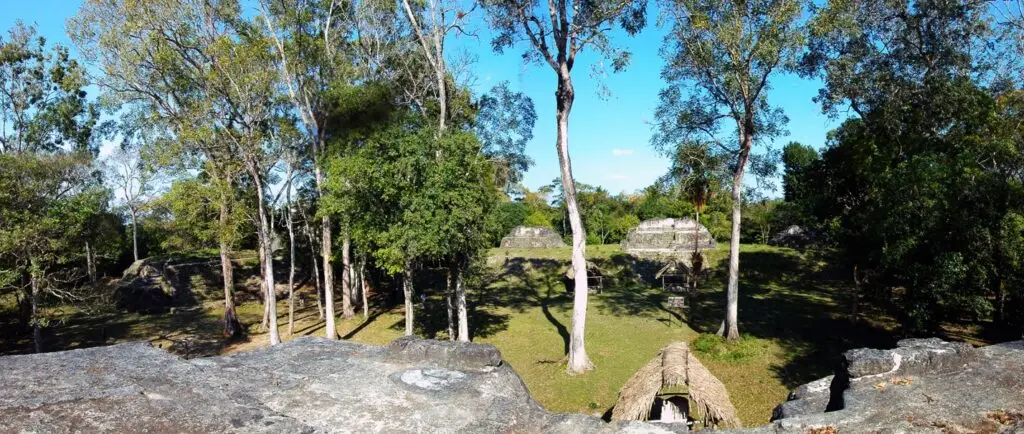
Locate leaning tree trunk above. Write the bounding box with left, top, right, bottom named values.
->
left=456, top=259, right=469, bottom=343
left=219, top=195, right=242, bottom=338
left=556, top=70, right=594, bottom=374
left=251, top=165, right=280, bottom=345
left=403, top=265, right=415, bottom=336
left=341, top=236, right=354, bottom=319
left=719, top=131, right=751, bottom=341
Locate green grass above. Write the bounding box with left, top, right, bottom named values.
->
left=0, top=243, right=943, bottom=426
left=322, top=243, right=900, bottom=424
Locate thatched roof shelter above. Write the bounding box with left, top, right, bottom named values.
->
left=611, top=342, right=741, bottom=429
left=654, top=259, right=687, bottom=280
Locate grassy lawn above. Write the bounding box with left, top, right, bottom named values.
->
left=239, top=243, right=901, bottom=425
left=1, top=243, right=939, bottom=426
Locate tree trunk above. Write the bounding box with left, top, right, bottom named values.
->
left=30, top=264, right=41, bottom=353
left=85, top=241, right=96, bottom=286
left=556, top=70, right=594, bottom=374
left=456, top=260, right=469, bottom=342
left=314, top=164, right=337, bottom=339
left=341, top=236, right=354, bottom=319
left=361, top=261, right=369, bottom=320
left=251, top=165, right=280, bottom=345
left=260, top=242, right=269, bottom=331
left=219, top=197, right=242, bottom=338
left=719, top=132, right=751, bottom=342
left=322, top=217, right=336, bottom=339
left=446, top=267, right=455, bottom=341
left=403, top=266, right=415, bottom=336
left=302, top=212, right=325, bottom=320
left=287, top=186, right=296, bottom=337
left=130, top=209, right=139, bottom=262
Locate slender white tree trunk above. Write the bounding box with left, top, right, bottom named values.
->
left=287, top=178, right=296, bottom=336
left=720, top=132, right=751, bottom=341
left=251, top=165, right=280, bottom=345
left=341, top=236, right=354, bottom=318
left=456, top=261, right=468, bottom=342
left=319, top=166, right=336, bottom=339
left=556, top=70, right=594, bottom=374
left=446, top=267, right=455, bottom=341
left=403, top=267, right=415, bottom=336
left=260, top=242, right=269, bottom=330
left=130, top=209, right=139, bottom=262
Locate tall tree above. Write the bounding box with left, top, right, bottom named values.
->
left=71, top=0, right=259, bottom=339
left=103, top=142, right=155, bottom=262
left=481, top=0, right=647, bottom=374
left=0, top=23, right=103, bottom=352
left=259, top=0, right=353, bottom=331
left=652, top=0, right=804, bottom=340
left=398, top=0, right=473, bottom=132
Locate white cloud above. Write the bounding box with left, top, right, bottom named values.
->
left=610, top=174, right=630, bottom=180
left=611, top=148, right=634, bottom=157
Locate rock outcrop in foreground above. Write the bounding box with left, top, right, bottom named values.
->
left=758, top=338, right=1024, bottom=433
left=2, top=336, right=1022, bottom=433
left=0, top=337, right=683, bottom=433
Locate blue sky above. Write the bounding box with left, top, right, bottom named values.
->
left=1, top=0, right=841, bottom=196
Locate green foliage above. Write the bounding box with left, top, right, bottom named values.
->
left=0, top=151, right=110, bottom=304
left=781, top=141, right=818, bottom=206
left=523, top=209, right=553, bottom=228
left=0, top=22, right=99, bottom=154
left=475, top=82, right=536, bottom=194
left=326, top=111, right=497, bottom=274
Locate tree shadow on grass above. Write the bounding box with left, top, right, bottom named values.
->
left=690, top=248, right=897, bottom=389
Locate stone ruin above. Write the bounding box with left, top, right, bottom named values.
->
left=500, top=226, right=567, bottom=249
left=114, top=258, right=199, bottom=313
left=1, top=337, right=1021, bottom=433
left=767, top=225, right=820, bottom=250
left=621, top=218, right=715, bottom=258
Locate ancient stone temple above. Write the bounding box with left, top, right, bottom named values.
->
left=621, top=218, right=715, bottom=257
left=499, top=226, right=567, bottom=249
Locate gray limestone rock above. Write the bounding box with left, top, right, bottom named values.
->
left=759, top=339, right=1024, bottom=433
left=0, top=337, right=683, bottom=433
